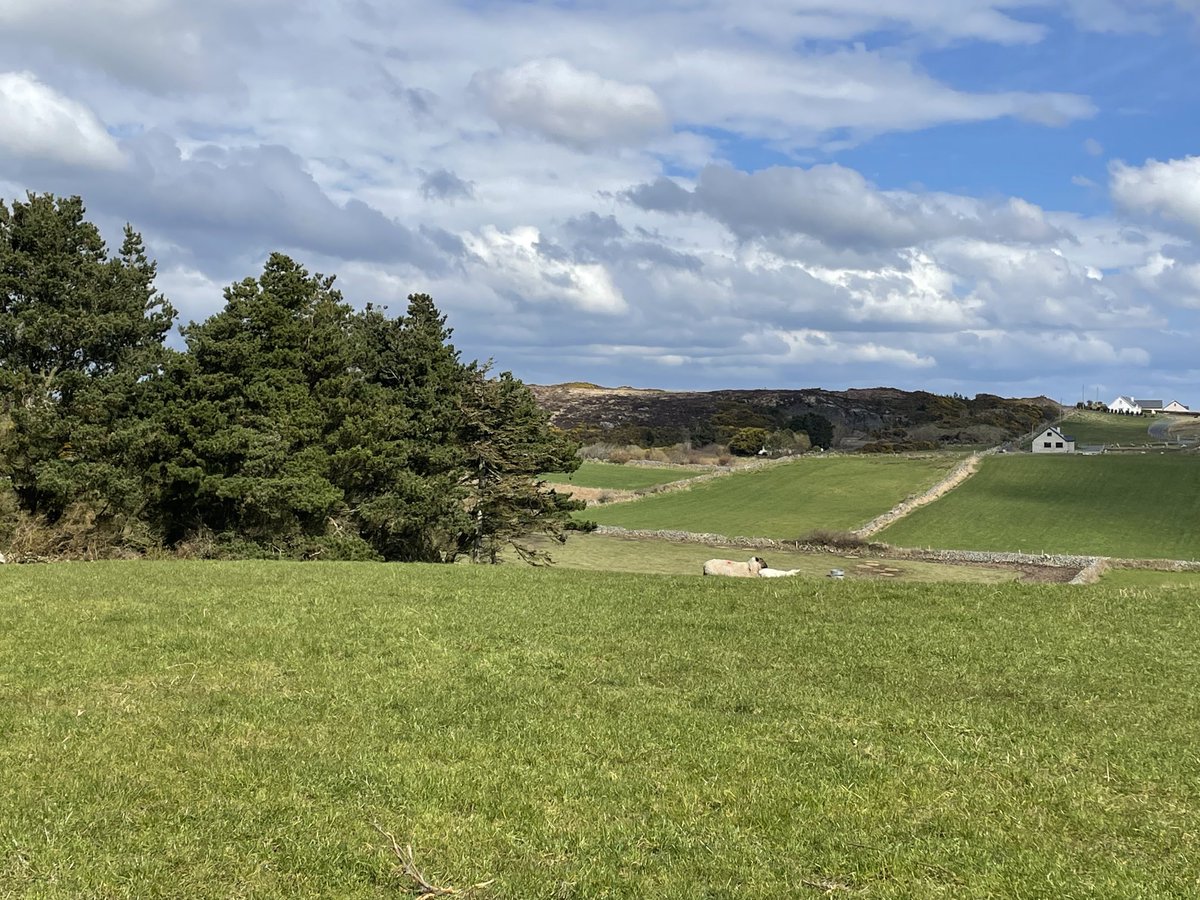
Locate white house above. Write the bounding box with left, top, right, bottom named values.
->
left=1164, top=400, right=1190, bottom=413
left=1108, top=396, right=1140, bottom=414
left=1136, top=399, right=1164, bottom=414
left=1032, top=426, right=1075, bottom=454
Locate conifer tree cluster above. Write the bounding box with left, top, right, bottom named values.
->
left=0, top=194, right=583, bottom=561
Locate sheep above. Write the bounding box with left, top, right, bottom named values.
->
left=758, top=567, right=802, bottom=578
left=702, top=556, right=767, bottom=577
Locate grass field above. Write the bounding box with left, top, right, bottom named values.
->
left=1051, top=411, right=1156, bottom=446
left=1100, top=567, right=1200, bottom=589
left=540, top=461, right=703, bottom=491
left=3, top=562, right=1200, bottom=897
left=880, top=454, right=1200, bottom=559
left=582, top=455, right=962, bottom=539
left=537, top=532, right=1020, bottom=583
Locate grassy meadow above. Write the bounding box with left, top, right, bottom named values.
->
left=3, top=561, right=1200, bottom=897
left=540, top=461, right=703, bottom=491
left=1052, top=411, right=1158, bottom=447
left=582, top=455, right=962, bottom=539
left=880, top=454, right=1200, bottom=560
left=536, top=532, right=1020, bottom=584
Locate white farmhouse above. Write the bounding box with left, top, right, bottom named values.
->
left=1108, top=396, right=1140, bottom=414
left=1032, top=425, right=1075, bottom=454
left=1164, top=400, right=1190, bottom=413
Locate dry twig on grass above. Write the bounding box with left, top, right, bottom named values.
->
left=373, top=824, right=494, bottom=898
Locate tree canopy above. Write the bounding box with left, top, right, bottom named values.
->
left=0, top=193, right=583, bottom=561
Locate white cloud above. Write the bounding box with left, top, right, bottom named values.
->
left=1110, top=156, right=1200, bottom=236
left=1132, top=252, right=1200, bottom=308
left=464, top=225, right=629, bottom=315
left=0, top=71, right=124, bottom=169
left=470, top=58, right=668, bottom=149
left=772, top=328, right=938, bottom=368
left=626, top=164, right=1065, bottom=250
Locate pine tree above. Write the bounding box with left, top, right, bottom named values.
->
left=0, top=194, right=175, bottom=521
left=146, top=254, right=351, bottom=549
left=458, top=369, right=584, bottom=563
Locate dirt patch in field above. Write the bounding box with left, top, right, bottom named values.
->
left=854, top=561, right=906, bottom=578
left=543, top=483, right=638, bottom=505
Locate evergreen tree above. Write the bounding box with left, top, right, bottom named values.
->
left=146, top=254, right=351, bottom=549
left=342, top=294, right=472, bottom=561
left=0, top=194, right=175, bottom=521
left=458, top=369, right=584, bottom=563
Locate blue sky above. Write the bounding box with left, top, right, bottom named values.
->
left=1, top=0, right=1199, bottom=404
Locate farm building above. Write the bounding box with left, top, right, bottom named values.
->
left=1164, top=400, right=1191, bottom=413
left=1032, top=426, right=1075, bottom=454
left=1137, top=399, right=1164, bottom=414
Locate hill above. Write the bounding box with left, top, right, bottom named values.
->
left=532, top=383, right=1060, bottom=449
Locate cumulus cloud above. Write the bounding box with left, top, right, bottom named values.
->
left=771, top=328, right=937, bottom=369
left=470, top=58, right=668, bottom=149
left=1110, top=156, right=1200, bottom=237
left=464, top=225, right=629, bottom=314
left=0, top=71, right=124, bottom=169
left=1132, top=251, right=1200, bottom=308
left=625, top=164, right=1065, bottom=250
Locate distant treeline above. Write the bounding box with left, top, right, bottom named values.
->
left=0, top=193, right=582, bottom=561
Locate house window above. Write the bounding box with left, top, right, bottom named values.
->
left=1043, top=441, right=1051, bottom=448
left=1055, top=442, right=1063, bottom=448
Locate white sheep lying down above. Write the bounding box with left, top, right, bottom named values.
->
left=702, top=556, right=767, bottom=577
left=758, top=567, right=802, bottom=578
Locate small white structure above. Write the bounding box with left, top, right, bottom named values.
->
left=1108, top=396, right=1140, bottom=414
left=1164, top=400, right=1190, bottom=413
left=1033, top=425, right=1075, bottom=454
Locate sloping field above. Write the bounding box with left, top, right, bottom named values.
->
left=540, top=461, right=702, bottom=491
left=3, top=562, right=1199, bottom=897
left=1052, top=411, right=1156, bottom=446
left=880, top=454, right=1200, bottom=559
left=583, top=455, right=961, bottom=539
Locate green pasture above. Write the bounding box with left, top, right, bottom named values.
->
left=540, top=461, right=702, bottom=491
left=3, top=562, right=1200, bottom=897
left=583, top=455, right=962, bottom=539
left=539, top=532, right=1018, bottom=583
left=1051, top=411, right=1155, bottom=446
left=1100, top=567, right=1200, bottom=589
left=880, top=454, right=1200, bottom=560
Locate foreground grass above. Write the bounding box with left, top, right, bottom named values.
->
left=538, top=532, right=1018, bottom=583
left=3, top=562, right=1199, bottom=898
left=880, top=454, right=1200, bottom=560
left=583, top=455, right=961, bottom=539
left=540, top=461, right=703, bottom=491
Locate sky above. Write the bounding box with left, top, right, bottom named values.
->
left=2, top=1, right=1200, bottom=403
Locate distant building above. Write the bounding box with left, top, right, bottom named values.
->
left=1164, top=400, right=1191, bottom=413
left=1108, top=396, right=1140, bottom=414
left=1032, top=426, right=1075, bottom=454
left=1136, top=399, right=1164, bottom=414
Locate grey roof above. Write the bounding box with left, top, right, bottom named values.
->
left=1135, top=399, right=1163, bottom=409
